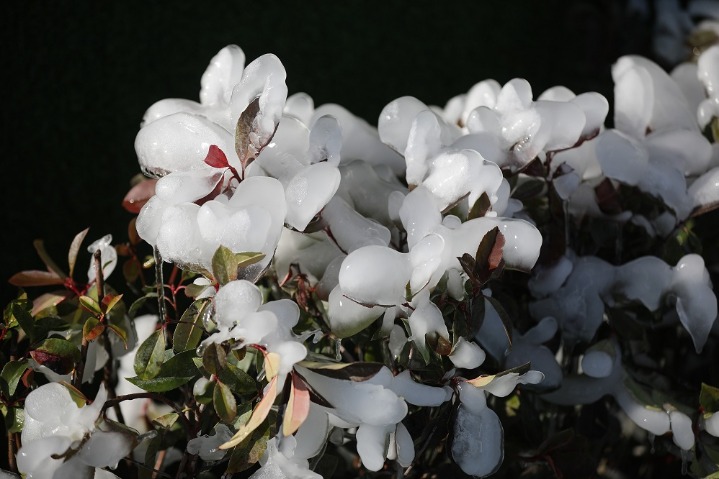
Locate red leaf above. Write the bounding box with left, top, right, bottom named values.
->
left=122, top=179, right=157, bottom=213
left=488, top=232, right=505, bottom=271
left=204, top=144, right=230, bottom=169
left=9, top=270, right=64, bottom=287
left=283, top=374, right=311, bottom=436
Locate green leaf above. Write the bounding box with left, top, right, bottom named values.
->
left=102, top=294, right=124, bottom=315
left=79, top=295, right=102, bottom=316
left=10, top=301, right=35, bottom=340
left=4, top=406, right=24, bottom=433
left=0, top=360, right=29, bottom=397
left=161, top=350, right=199, bottom=379
left=30, top=338, right=81, bottom=374
left=82, top=317, right=105, bottom=342
left=211, top=246, right=265, bottom=286
left=226, top=415, right=270, bottom=474
left=68, top=228, right=89, bottom=278
left=134, top=329, right=165, bottom=380
left=128, top=293, right=158, bottom=319
left=214, top=380, right=238, bottom=423
left=203, top=342, right=227, bottom=376
left=127, top=375, right=194, bottom=393
left=107, top=323, right=129, bottom=348
left=218, top=362, right=257, bottom=395
left=700, top=383, right=719, bottom=413
left=173, top=299, right=210, bottom=353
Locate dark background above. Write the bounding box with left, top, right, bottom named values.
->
left=2, top=1, right=650, bottom=304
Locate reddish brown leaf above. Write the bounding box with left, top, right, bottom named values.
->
left=32, top=291, right=71, bottom=316
left=9, top=270, right=64, bottom=287
left=283, top=374, right=311, bottom=436
left=204, top=144, right=230, bottom=168
left=488, top=232, right=505, bottom=271
left=122, top=179, right=157, bottom=213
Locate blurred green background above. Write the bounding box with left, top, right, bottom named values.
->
left=3, top=0, right=650, bottom=304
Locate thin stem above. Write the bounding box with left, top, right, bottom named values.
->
left=93, top=249, right=105, bottom=302
left=7, top=432, right=16, bottom=473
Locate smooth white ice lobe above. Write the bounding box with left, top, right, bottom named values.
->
left=214, top=280, right=263, bottom=329
left=379, top=96, right=459, bottom=155
left=388, top=370, right=450, bottom=407
left=595, top=130, right=692, bottom=219
left=464, top=78, right=604, bottom=169
left=230, top=54, right=288, bottom=158
left=322, top=197, right=391, bottom=252
left=273, top=229, right=344, bottom=291
left=313, top=103, right=405, bottom=175
left=452, top=384, right=504, bottom=478
left=327, top=285, right=384, bottom=338
left=581, top=350, right=614, bottom=378
left=200, top=44, right=246, bottom=108
left=408, top=299, right=449, bottom=352
left=356, top=424, right=394, bottom=471
left=613, top=56, right=698, bottom=137
left=284, top=92, right=314, bottom=125
left=86, top=235, right=117, bottom=283
left=18, top=384, right=133, bottom=478
left=285, top=162, right=341, bottom=231
left=688, top=166, right=719, bottom=210
left=528, top=256, right=573, bottom=298
left=530, top=254, right=716, bottom=349
left=335, top=160, right=407, bottom=227
left=704, top=412, right=719, bottom=437
left=338, top=246, right=410, bottom=306
left=145, top=176, right=286, bottom=273
left=186, top=424, right=233, bottom=461
left=698, top=45, right=719, bottom=129
left=207, top=281, right=306, bottom=375
left=504, top=317, right=562, bottom=389
left=135, top=112, right=234, bottom=177
left=296, top=366, right=408, bottom=427
left=308, top=115, right=342, bottom=165
left=250, top=437, right=321, bottom=479
left=669, top=411, right=695, bottom=451
left=672, top=254, right=717, bottom=353
left=449, top=338, right=487, bottom=370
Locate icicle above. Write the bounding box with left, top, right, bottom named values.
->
left=154, top=247, right=166, bottom=326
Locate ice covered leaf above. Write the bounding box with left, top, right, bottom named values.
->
left=230, top=54, right=288, bottom=170
left=378, top=96, right=431, bottom=154
left=295, top=365, right=407, bottom=427
left=669, top=411, right=695, bottom=451
left=284, top=92, right=314, bottom=124
left=449, top=338, right=487, bottom=370
left=595, top=129, right=648, bottom=186
left=452, top=384, right=504, bottom=477
left=75, top=430, right=134, bottom=469
left=689, top=166, right=719, bottom=214
left=122, top=179, right=157, bottom=214
left=356, top=424, right=393, bottom=471
left=309, top=115, right=342, bottom=165
left=613, top=56, right=697, bottom=136
left=187, top=424, right=233, bottom=461
left=388, top=370, right=450, bottom=407
left=135, top=112, right=232, bottom=177
left=408, top=300, right=449, bottom=355
left=285, top=163, right=341, bottom=231
left=698, top=45, right=719, bottom=128
left=338, top=245, right=412, bottom=306
left=200, top=45, right=246, bottom=107
left=327, top=286, right=384, bottom=338
left=672, top=254, right=717, bottom=353
left=214, top=280, right=263, bottom=329
left=322, top=197, right=391, bottom=252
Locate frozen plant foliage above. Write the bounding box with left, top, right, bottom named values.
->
left=8, top=37, right=719, bottom=479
